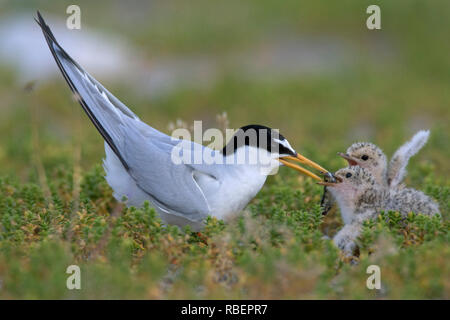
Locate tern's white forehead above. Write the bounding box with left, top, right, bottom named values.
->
left=273, top=138, right=296, bottom=155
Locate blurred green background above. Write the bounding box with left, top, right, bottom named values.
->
left=0, top=0, right=449, bottom=179
left=0, top=0, right=448, bottom=299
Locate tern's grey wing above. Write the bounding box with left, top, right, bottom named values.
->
left=122, top=123, right=212, bottom=221
left=387, top=130, right=430, bottom=187
left=36, top=12, right=170, bottom=170
left=36, top=12, right=211, bottom=220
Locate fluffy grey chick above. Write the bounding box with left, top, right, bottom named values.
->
left=321, top=130, right=431, bottom=215
left=339, top=142, right=388, bottom=186
left=319, top=167, right=384, bottom=255
left=320, top=142, right=388, bottom=216
left=339, top=130, right=430, bottom=188
left=319, top=166, right=440, bottom=256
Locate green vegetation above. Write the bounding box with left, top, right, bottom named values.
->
left=0, top=0, right=448, bottom=299
left=0, top=167, right=447, bottom=299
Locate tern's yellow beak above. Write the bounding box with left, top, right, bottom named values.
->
left=279, top=153, right=329, bottom=181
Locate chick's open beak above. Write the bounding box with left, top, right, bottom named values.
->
left=338, top=152, right=358, bottom=166
left=279, top=153, right=329, bottom=181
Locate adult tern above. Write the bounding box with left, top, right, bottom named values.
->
left=36, top=12, right=329, bottom=230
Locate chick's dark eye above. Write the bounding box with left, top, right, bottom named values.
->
left=345, top=172, right=352, bottom=178
left=361, top=155, right=369, bottom=161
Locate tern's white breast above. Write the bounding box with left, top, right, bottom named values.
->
left=198, top=164, right=268, bottom=221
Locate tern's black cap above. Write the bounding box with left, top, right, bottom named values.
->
left=221, top=124, right=296, bottom=156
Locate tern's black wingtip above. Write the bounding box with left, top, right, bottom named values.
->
left=36, top=10, right=42, bottom=23
left=36, top=11, right=50, bottom=29
left=35, top=11, right=58, bottom=44
left=35, top=11, right=45, bottom=28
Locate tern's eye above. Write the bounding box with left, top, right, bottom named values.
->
left=345, top=172, right=352, bottom=178
left=361, top=155, right=369, bottom=161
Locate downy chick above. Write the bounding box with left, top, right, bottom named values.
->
left=321, top=130, right=431, bottom=215
left=319, top=166, right=440, bottom=255
left=320, top=142, right=388, bottom=216
left=339, top=130, right=430, bottom=188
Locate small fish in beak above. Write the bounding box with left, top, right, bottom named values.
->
left=317, top=172, right=342, bottom=186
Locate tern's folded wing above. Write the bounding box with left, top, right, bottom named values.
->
left=37, top=12, right=212, bottom=220
left=122, top=124, right=212, bottom=222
